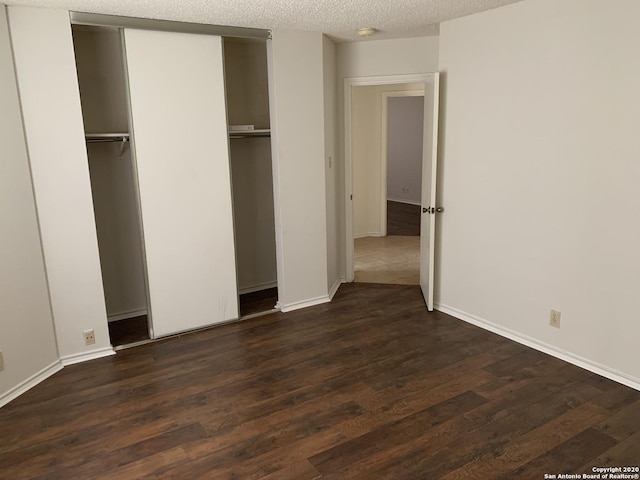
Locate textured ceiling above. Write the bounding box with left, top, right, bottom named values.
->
left=2, top=0, right=523, bottom=42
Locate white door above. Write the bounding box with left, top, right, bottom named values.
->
left=124, top=29, right=238, bottom=338
left=419, top=73, right=440, bottom=311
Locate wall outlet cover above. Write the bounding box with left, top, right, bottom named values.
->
left=83, top=330, right=96, bottom=345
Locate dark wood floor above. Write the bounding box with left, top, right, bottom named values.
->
left=108, top=315, right=150, bottom=347
left=1, top=283, right=639, bottom=479
left=387, top=200, right=421, bottom=236
left=240, top=287, right=278, bottom=317
left=108, top=288, right=278, bottom=348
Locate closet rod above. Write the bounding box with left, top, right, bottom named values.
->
left=85, top=134, right=130, bottom=156
left=229, top=129, right=271, bottom=139
left=86, top=138, right=129, bottom=143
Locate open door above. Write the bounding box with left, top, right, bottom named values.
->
left=419, top=73, right=440, bottom=311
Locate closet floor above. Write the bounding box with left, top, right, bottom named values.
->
left=239, top=287, right=278, bottom=317
left=108, top=315, right=150, bottom=347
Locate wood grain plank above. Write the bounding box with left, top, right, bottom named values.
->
left=0, top=283, right=638, bottom=479
left=439, top=402, right=610, bottom=480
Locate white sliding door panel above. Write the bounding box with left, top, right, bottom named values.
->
left=124, top=29, right=238, bottom=337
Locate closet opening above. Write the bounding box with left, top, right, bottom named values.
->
left=223, top=37, right=279, bottom=318
left=72, top=25, right=151, bottom=348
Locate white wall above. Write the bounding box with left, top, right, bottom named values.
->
left=229, top=137, right=278, bottom=293
left=337, top=37, right=440, bottom=79
left=337, top=37, right=439, bottom=271
left=351, top=83, right=424, bottom=237
left=387, top=95, right=424, bottom=205
left=74, top=26, right=148, bottom=320
left=323, top=35, right=340, bottom=295
left=86, top=145, right=147, bottom=319
left=268, top=30, right=329, bottom=310
left=224, top=38, right=271, bottom=128
left=439, top=0, right=640, bottom=386
left=0, top=5, right=60, bottom=407
left=9, top=7, right=113, bottom=362
left=72, top=26, right=129, bottom=133
left=224, top=38, right=278, bottom=294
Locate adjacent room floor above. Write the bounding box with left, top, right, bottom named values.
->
left=354, top=235, right=420, bottom=285
left=354, top=200, right=421, bottom=285
left=1, top=283, right=639, bottom=479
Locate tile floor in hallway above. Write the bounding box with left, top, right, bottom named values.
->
left=354, top=235, right=420, bottom=285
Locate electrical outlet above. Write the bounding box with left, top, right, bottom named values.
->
left=0, top=350, right=4, bottom=372
left=83, top=329, right=96, bottom=345
left=550, top=310, right=561, bottom=328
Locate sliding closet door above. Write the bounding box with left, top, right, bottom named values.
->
left=124, top=29, right=238, bottom=338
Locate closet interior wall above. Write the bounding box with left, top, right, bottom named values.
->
left=224, top=38, right=278, bottom=311
left=72, top=26, right=149, bottom=335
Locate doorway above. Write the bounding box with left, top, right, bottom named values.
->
left=345, top=73, right=440, bottom=309
left=351, top=85, right=425, bottom=285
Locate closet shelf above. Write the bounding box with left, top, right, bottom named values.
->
left=85, top=133, right=130, bottom=143
left=229, top=129, right=270, bottom=139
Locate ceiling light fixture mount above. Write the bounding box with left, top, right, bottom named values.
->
left=357, top=27, right=377, bottom=37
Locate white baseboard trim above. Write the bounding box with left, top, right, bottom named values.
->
left=387, top=197, right=422, bottom=206
left=281, top=295, right=331, bottom=313
left=0, top=360, right=63, bottom=408
left=60, top=346, right=116, bottom=366
left=238, top=281, right=278, bottom=295
left=354, top=232, right=384, bottom=239
left=435, top=303, right=640, bottom=392
left=108, top=308, right=148, bottom=323
left=329, top=277, right=346, bottom=301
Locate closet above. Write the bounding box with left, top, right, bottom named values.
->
left=72, top=18, right=277, bottom=345
left=223, top=38, right=279, bottom=317
left=72, top=25, right=150, bottom=347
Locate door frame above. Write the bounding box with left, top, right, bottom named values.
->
left=344, top=73, right=437, bottom=282
left=380, top=89, right=425, bottom=237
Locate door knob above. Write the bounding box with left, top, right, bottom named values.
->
left=436, top=207, right=444, bottom=213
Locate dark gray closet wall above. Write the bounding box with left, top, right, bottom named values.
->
left=73, top=26, right=148, bottom=321
left=224, top=38, right=278, bottom=294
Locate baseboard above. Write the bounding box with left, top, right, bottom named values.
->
left=60, top=346, right=116, bottom=366
left=238, top=281, right=278, bottom=295
left=108, top=308, right=148, bottom=323
left=354, top=232, right=384, bottom=239
left=0, top=360, right=63, bottom=408
left=387, top=197, right=422, bottom=206
left=281, top=295, right=331, bottom=313
left=329, top=277, right=346, bottom=301
left=435, top=302, right=640, bottom=392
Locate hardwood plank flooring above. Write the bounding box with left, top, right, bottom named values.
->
left=239, top=287, right=278, bottom=317
left=108, top=315, right=150, bottom=347
left=1, top=283, right=638, bottom=479
left=387, top=200, right=420, bottom=236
